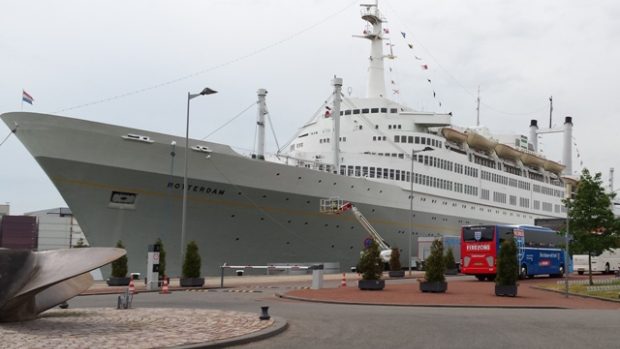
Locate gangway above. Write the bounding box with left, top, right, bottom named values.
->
left=320, top=197, right=392, bottom=262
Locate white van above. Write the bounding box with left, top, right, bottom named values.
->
left=572, top=249, right=620, bottom=274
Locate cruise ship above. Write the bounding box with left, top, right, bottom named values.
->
left=1, top=1, right=571, bottom=276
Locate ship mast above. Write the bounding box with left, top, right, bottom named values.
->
left=358, top=1, right=388, bottom=98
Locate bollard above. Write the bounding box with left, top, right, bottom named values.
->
left=311, top=269, right=324, bottom=289
left=259, top=306, right=270, bottom=320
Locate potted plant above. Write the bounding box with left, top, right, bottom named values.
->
left=180, top=241, right=205, bottom=287
left=356, top=240, right=385, bottom=290
left=107, top=240, right=130, bottom=286
left=388, top=247, right=405, bottom=277
left=419, top=239, right=447, bottom=293
left=495, top=238, right=518, bottom=297
left=155, top=238, right=167, bottom=285
left=444, top=247, right=458, bottom=275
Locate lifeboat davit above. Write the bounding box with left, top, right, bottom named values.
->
left=543, top=160, right=565, bottom=174
left=466, top=131, right=496, bottom=151
left=441, top=128, right=467, bottom=144
left=494, top=144, right=521, bottom=161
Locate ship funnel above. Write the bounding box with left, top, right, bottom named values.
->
left=562, top=116, right=573, bottom=175
left=529, top=119, right=538, bottom=152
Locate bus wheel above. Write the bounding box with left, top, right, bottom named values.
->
left=551, top=266, right=564, bottom=278
left=475, top=275, right=486, bottom=281
left=519, top=266, right=527, bottom=280
left=577, top=271, right=584, bottom=275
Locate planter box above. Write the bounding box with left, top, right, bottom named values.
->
left=388, top=270, right=405, bottom=278
left=495, top=284, right=518, bottom=297
left=419, top=281, right=447, bottom=293
left=106, top=277, right=131, bottom=286
left=180, top=277, right=205, bottom=287
left=358, top=279, right=385, bottom=291
left=445, top=269, right=459, bottom=276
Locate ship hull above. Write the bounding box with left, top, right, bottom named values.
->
left=3, top=112, right=557, bottom=276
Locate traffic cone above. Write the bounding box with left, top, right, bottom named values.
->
left=128, top=279, right=136, bottom=294
left=160, top=277, right=170, bottom=294
left=340, top=273, right=347, bottom=287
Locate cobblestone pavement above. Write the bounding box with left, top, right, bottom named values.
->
left=0, top=308, right=277, bottom=349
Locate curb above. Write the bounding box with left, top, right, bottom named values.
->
left=275, top=293, right=564, bottom=309
left=532, top=285, right=620, bottom=303
left=174, top=316, right=288, bottom=349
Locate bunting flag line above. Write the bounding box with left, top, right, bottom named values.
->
left=408, top=43, right=413, bottom=49
left=22, top=90, right=34, bottom=105
left=393, top=89, right=400, bottom=94
left=421, top=64, right=428, bottom=70
left=401, top=31, right=406, bottom=38
left=414, top=56, right=422, bottom=60
left=427, top=79, right=431, bottom=83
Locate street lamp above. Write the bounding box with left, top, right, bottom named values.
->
left=181, top=87, right=217, bottom=267
left=409, top=146, right=433, bottom=276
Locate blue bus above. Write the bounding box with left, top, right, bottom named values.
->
left=461, top=224, right=566, bottom=280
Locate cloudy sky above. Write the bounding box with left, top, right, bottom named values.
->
left=1, top=0, right=619, bottom=214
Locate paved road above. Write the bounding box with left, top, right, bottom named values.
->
left=69, top=282, right=620, bottom=349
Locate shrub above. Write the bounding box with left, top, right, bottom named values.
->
left=155, top=238, right=166, bottom=277
left=424, top=239, right=446, bottom=283
left=444, top=248, right=456, bottom=270
left=111, top=240, right=128, bottom=278
left=496, top=238, right=518, bottom=286
left=182, top=241, right=202, bottom=278
left=389, top=247, right=402, bottom=271
left=356, top=240, right=383, bottom=280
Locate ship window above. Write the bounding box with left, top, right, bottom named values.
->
left=361, top=108, right=369, bottom=113
left=421, top=138, right=426, bottom=145
left=415, top=136, right=420, bottom=144
left=394, top=135, right=399, bottom=143
left=373, top=136, right=376, bottom=141
left=398, top=125, right=402, bottom=129
left=389, top=169, right=395, bottom=180
left=369, top=167, right=375, bottom=178
left=355, top=166, right=361, bottom=176
left=408, top=136, right=413, bottom=143
left=347, top=166, right=354, bottom=176
left=340, top=111, right=344, bottom=116
left=376, top=167, right=382, bottom=179
left=345, top=110, right=352, bottom=115
left=395, top=170, right=400, bottom=181
left=383, top=168, right=389, bottom=178
left=382, top=136, right=386, bottom=140
left=381, top=108, right=387, bottom=113
left=388, top=125, right=392, bottom=129
left=390, top=108, right=398, bottom=113
left=362, top=166, right=369, bottom=177
left=371, top=108, right=379, bottom=113
left=109, top=191, right=137, bottom=209
left=353, top=109, right=360, bottom=114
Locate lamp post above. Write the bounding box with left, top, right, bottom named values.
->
left=181, top=87, right=217, bottom=268
left=409, top=146, right=433, bottom=276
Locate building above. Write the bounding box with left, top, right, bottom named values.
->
left=25, top=207, right=89, bottom=250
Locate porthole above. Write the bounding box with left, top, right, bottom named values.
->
left=298, top=176, right=302, bottom=180
left=336, top=225, right=340, bottom=228
left=235, top=237, right=239, bottom=241
left=306, top=200, right=310, bottom=204
left=231, top=214, right=236, bottom=218
left=262, top=195, right=267, bottom=198
left=304, top=222, right=308, bottom=225
left=238, top=192, right=242, bottom=195
left=318, top=180, right=322, bottom=183
left=333, top=182, right=337, bottom=185
left=351, top=185, right=354, bottom=188
left=287, top=220, right=292, bottom=223
left=324, top=224, right=329, bottom=227
left=331, top=245, right=335, bottom=248
left=286, top=241, right=290, bottom=245
left=260, top=217, right=265, bottom=221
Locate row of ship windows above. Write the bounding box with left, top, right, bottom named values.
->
left=394, top=135, right=443, bottom=148
left=413, top=155, right=479, bottom=178
left=470, top=153, right=562, bottom=187
left=478, top=189, right=563, bottom=212
left=480, top=170, right=563, bottom=197
left=340, top=107, right=400, bottom=116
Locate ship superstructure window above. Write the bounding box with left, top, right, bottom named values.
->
left=493, top=192, right=507, bottom=204
left=371, top=108, right=379, bottom=113
left=520, top=197, right=530, bottom=208
left=353, top=109, right=360, bottom=114
left=381, top=108, right=387, bottom=113
left=542, top=202, right=553, bottom=212
left=122, top=133, right=154, bottom=144
left=362, top=108, right=369, bottom=113
left=481, top=189, right=490, bottom=200
left=390, top=108, right=398, bottom=113
left=509, top=195, right=517, bottom=206
left=345, top=110, right=352, bottom=115
left=534, top=200, right=540, bottom=210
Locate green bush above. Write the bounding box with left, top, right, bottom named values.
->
left=356, top=240, right=383, bottom=280
left=182, top=241, right=202, bottom=278
left=424, top=239, right=446, bottom=283
left=444, top=248, right=456, bottom=270
left=496, top=238, right=518, bottom=286
left=111, top=240, right=128, bottom=278
left=389, top=247, right=402, bottom=271
left=155, top=238, right=166, bottom=277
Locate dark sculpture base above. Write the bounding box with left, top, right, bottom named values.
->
left=106, top=277, right=131, bottom=286
left=495, top=285, right=518, bottom=297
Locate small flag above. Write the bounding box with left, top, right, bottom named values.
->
left=383, top=28, right=390, bottom=34
left=421, top=64, right=428, bottom=70
left=391, top=80, right=395, bottom=84
left=393, top=89, right=400, bottom=94
left=414, top=56, right=422, bottom=60
left=22, top=90, right=34, bottom=105
left=433, top=91, right=436, bottom=98
left=408, top=43, right=413, bottom=49
left=427, top=78, right=432, bottom=83
left=401, top=32, right=406, bottom=38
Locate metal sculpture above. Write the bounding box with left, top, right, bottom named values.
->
left=0, top=247, right=125, bottom=322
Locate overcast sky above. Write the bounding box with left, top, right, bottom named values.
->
left=2, top=0, right=620, bottom=214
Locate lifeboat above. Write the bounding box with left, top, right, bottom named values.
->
left=494, top=144, right=521, bottom=161
left=520, top=152, right=545, bottom=168
left=441, top=128, right=467, bottom=144
left=543, top=159, right=565, bottom=174
left=466, top=131, right=496, bottom=151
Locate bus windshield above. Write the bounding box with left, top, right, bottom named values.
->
left=462, top=226, right=495, bottom=242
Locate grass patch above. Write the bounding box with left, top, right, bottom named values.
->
left=539, top=280, right=620, bottom=300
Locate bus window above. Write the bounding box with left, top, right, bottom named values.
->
left=462, top=226, right=494, bottom=242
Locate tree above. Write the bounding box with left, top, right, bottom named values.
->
left=389, top=247, right=402, bottom=271
left=566, top=169, right=619, bottom=285
left=357, top=240, right=383, bottom=280
left=424, top=239, right=446, bottom=283
left=111, top=240, right=128, bottom=278
left=444, top=247, right=456, bottom=272
left=496, top=238, right=518, bottom=286
left=155, top=238, right=166, bottom=278
left=182, top=241, right=202, bottom=278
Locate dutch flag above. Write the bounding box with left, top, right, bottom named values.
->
left=22, top=90, right=34, bottom=105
